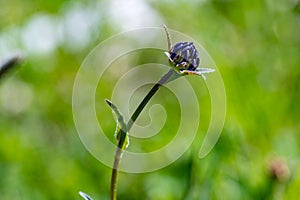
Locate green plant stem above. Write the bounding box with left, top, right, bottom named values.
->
left=110, top=147, right=122, bottom=200
left=127, top=69, right=176, bottom=130
left=110, top=69, right=176, bottom=200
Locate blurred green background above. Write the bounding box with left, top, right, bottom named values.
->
left=0, top=0, right=299, bottom=199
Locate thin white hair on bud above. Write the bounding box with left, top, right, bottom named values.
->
left=164, top=51, right=171, bottom=59
left=195, top=68, right=215, bottom=80
left=196, top=68, right=215, bottom=74
left=163, top=24, right=172, bottom=51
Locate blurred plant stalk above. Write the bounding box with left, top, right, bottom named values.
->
left=0, top=55, right=23, bottom=80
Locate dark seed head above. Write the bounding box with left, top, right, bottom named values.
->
left=169, top=42, right=200, bottom=71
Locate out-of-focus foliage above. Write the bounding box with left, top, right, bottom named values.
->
left=0, top=0, right=299, bottom=199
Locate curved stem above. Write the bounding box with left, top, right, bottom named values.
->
left=126, top=69, right=175, bottom=131
left=110, top=69, right=176, bottom=200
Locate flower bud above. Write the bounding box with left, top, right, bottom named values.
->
left=168, top=42, right=200, bottom=71
left=163, top=24, right=214, bottom=79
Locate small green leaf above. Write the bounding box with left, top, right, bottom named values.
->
left=105, top=99, right=129, bottom=150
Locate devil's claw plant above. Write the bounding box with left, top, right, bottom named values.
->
left=79, top=25, right=215, bottom=200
